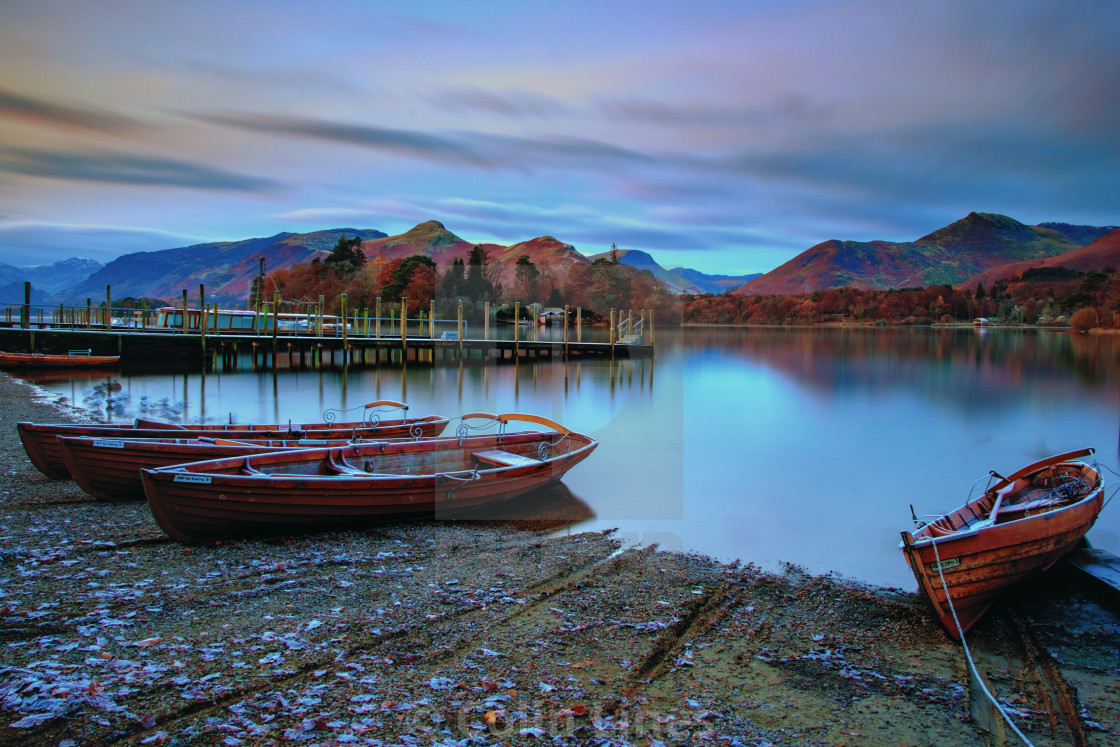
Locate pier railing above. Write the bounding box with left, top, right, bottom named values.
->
left=1, top=283, right=654, bottom=353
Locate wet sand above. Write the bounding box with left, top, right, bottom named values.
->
left=1, top=371, right=1118, bottom=746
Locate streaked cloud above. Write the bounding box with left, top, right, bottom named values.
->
left=192, top=112, right=494, bottom=168
left=0, top=147, right=280, bottom=192
left=433, top=88, right=568, bottom=119
left=0, top=87, right=144, bottom=134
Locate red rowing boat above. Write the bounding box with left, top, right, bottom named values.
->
left=140, top=413, right=598, bottom=543
left=900, top=448, right=1105, bottom=638
left=17, top=400, right=447, bottom=479
left=0, top=350, right=119, bottom=368
left=58, top=435, right=382, bottom=501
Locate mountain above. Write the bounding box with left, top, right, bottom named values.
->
left=0, top=281, right=51, bottom=306
left=359, top=222, right=591, bottom=292
left=585, top=247, right=759, bottom=294
left=961, top=226, right=1120, bottom=289
left=1036, top=222, right=1117, bottom=246
left=58, top=228, right=386, bottom=304
left=0, top=257, right=103, bottom=296
left=734, top=213, right=1102, bottom=296
left=359, top=221, right=487, bottom=269
left=665, top=266, right=762, bottom=294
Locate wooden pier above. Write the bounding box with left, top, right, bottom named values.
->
left=0, top=327, right=652, bottom=372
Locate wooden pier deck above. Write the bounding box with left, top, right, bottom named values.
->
left=0, top=327, right=652, bottom=371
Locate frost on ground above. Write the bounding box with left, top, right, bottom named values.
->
left=1, top=371, right=1117, bottom=746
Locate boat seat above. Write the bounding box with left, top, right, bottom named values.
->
left=328, top=454, right=368, bottom=475
left=472, top=449, right=540, bottom=468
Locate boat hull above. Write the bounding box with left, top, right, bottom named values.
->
left=17, top=417, right=448, bottom=480
left=58, top=436, right=378, bottom=501
left=0, top=351, right=119, bottom=368
left=901, top=450, right=1104, bottom=638
left=140, top=431, right=597, bottom=543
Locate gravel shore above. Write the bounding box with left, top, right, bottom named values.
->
left=1, top=371, right=1118, bottom=746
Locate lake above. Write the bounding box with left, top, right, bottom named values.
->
left=21, top=325, right=1120, bottom=589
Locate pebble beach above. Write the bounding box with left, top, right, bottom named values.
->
left=1, top=371, right=1118, bottom=746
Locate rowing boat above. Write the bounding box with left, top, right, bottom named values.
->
left=16, top=400, right=447, bottom=479
left=140, top=413, right=598, bottom=543
left=0, top=350, right=120, bottom=368
left=58, top=435, right=381, bottom=502
left=900, top=448, right=1105, bottom=638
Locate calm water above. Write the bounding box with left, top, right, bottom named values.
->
left=22, top=326, right=1120, bottom=589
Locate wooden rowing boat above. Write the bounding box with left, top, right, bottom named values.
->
left=900, top=448, right=1105, bottom=638
left=140, top=413, right=598, bottom=543
left=58, top=435, right=382, bottom=502
left=16, top=400, right=447, bottom=479
left=0, top=350, right=120, bottom=368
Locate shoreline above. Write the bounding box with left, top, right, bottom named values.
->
left=1, top=372, right=1117, bottom=745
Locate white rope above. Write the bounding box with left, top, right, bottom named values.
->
left=930, top=538, right=1036, bottom=747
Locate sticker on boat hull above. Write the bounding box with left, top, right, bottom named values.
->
left=173, top=474, right=212, bottom=484
left=929, top=558, right=959, bottom=571
left=93, top=439, right=125, bottom=448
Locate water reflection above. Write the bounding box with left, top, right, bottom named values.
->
left=18, top=326, right=1120, bottom=589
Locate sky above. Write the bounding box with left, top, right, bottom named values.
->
left=1, top=0, right=1118, bottom=275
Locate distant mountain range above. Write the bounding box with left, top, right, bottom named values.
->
left=586, top=248, right=760, bottom=294
left=0, top=257, right=104, bottom=306
left=735, top=213, right=1117, bottom=296
left=5, top=212, right=1118, bottom=306
left=31, top=221, right=753, bottom=304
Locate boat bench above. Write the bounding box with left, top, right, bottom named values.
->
left=473, top=449, right=540, bottom=468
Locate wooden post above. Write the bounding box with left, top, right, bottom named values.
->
left=577, top=307, right=582, bottom=342
left=401, top=297, right=408, bottom=349
left=272, top=290, right=280, bottom=350
left=181, top=290, right=188, bottom=334
left=649, top=309, right=655, bottom=346
left=484, top=302, right=490, bottom=341
left=318, top=295, right=325, bottom=337
left=610, top=308, right=616, bottom=355
left=213, top=302, right=220, bottom=336
left=514, top=302, right=520, bottom=346
left=21, top=282, right=30, bottom=329
left=364, top=309, right=370, bottom=337
left=105, top=285, right=112, bottom=329
left=457, top=301, right=464, bottom=356
left=199, top=284, right=206, bottom=352
left=341, top=294, right=348, bottom=351
left=628, top=309, right=633, bottom=339
left=430, top=300, right=436, bottom=339
left=375, top=297, right=382, bottom=338
left=86, top=298, right=91, bottom=328
left=563, top=304, right=569, bottom=351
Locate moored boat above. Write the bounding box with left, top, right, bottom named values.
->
left=17, top=401, right=447, bottom=479
left=0, top=350, right=120, bottom=368
left=58, top=435, right=381, bottom=502
left=140, top=413, right=598, bottom=543
left=900, top=448, right=1105, bottom=638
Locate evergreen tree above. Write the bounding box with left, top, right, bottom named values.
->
left=514, top=255, right=539, bottom=298
left=323, top=235, right=366, bottom=280
left=441, top=258, right=466, bottom=299
left=465, top=245, right=494, bottom=302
